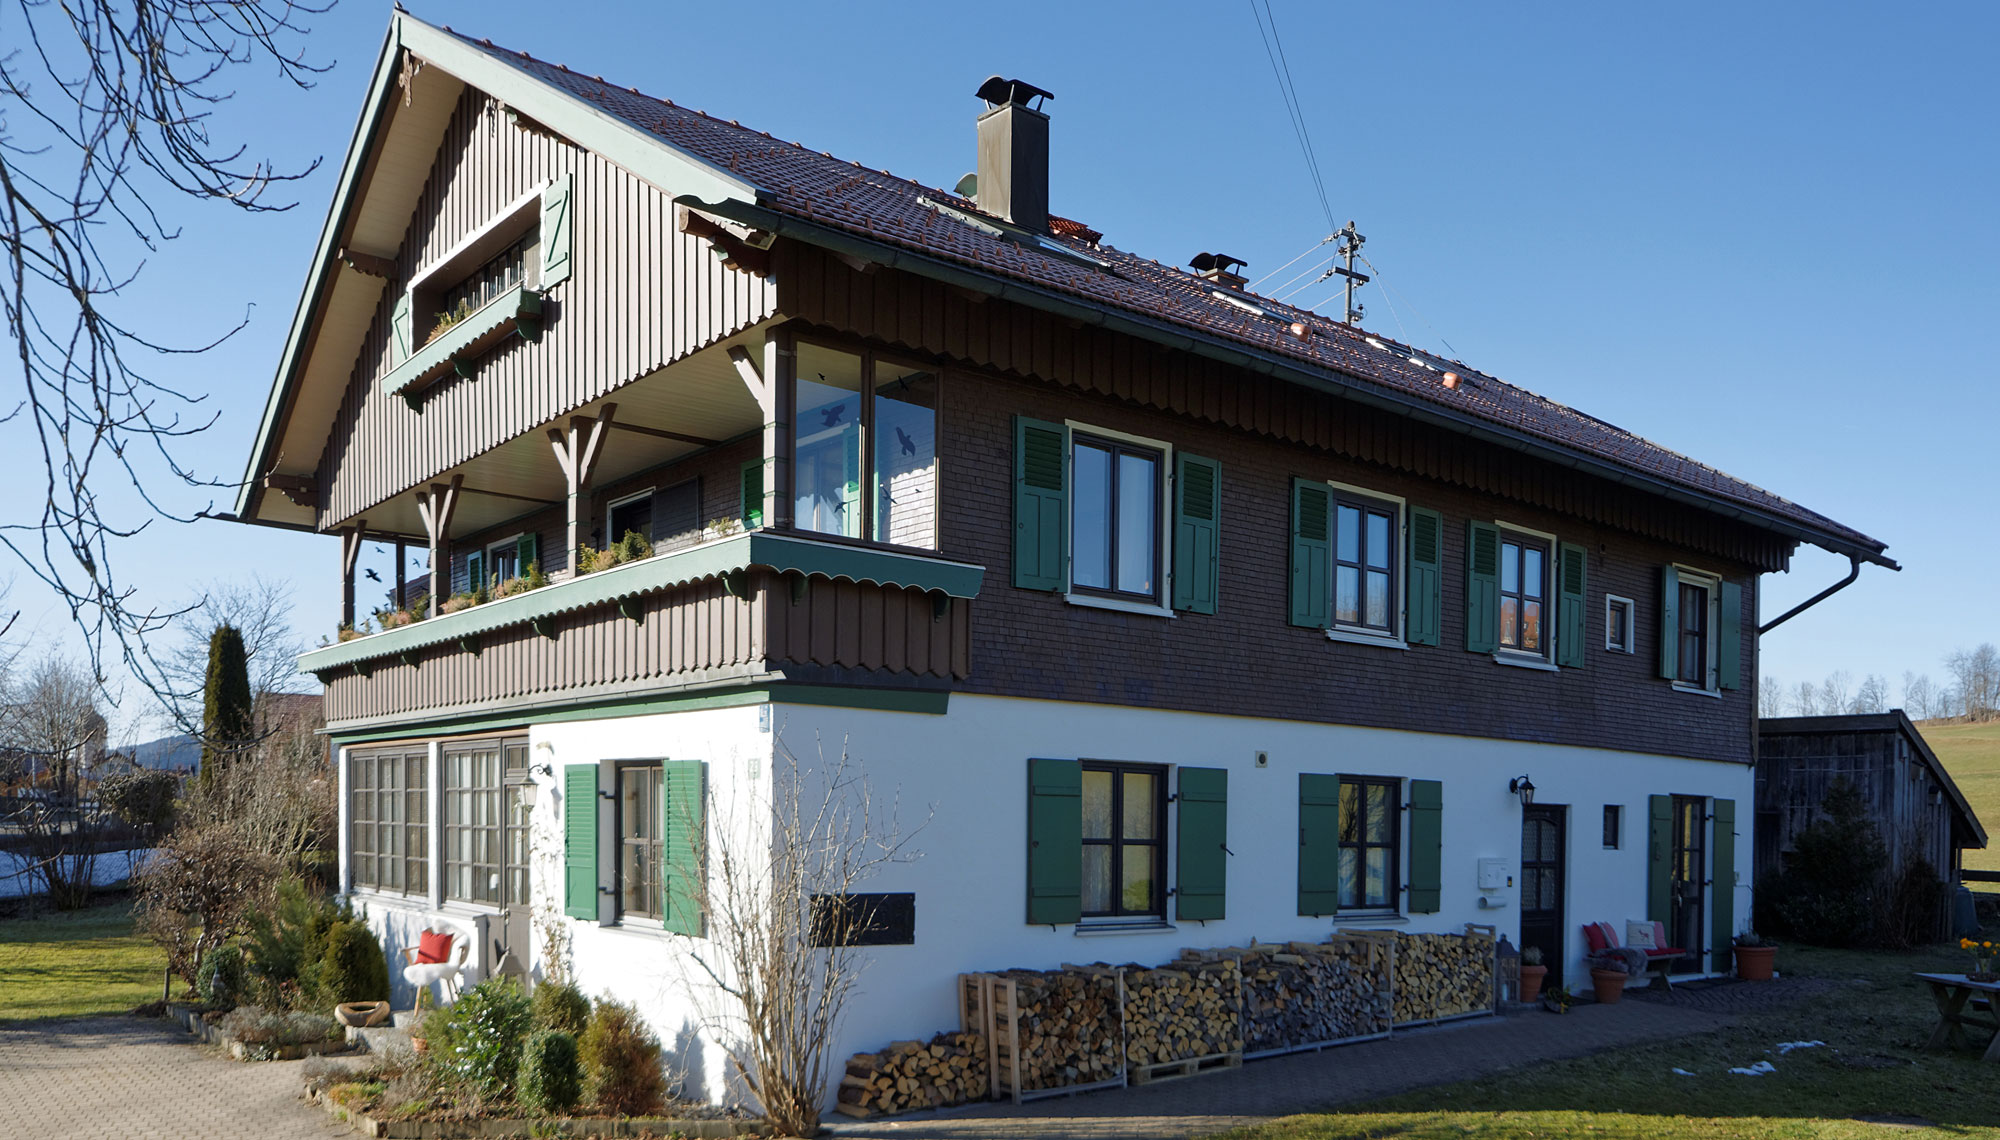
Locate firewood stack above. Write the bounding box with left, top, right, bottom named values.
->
left=1386, top=928, right=1497, bottom=1024
left=1183, top=938, right=1389, bottom=1052
left=1119, top=957, right=1244, bottom=1067
left=992, top=967, right=1124, bottom=1092
left=835, top=1031, right=990, bottom=1119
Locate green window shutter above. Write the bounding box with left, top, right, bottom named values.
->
left=1405, top=506, right=1443, bottom=646
left=1711, top=797, right=1736, bottom=969
left=1026, top=757, right=1081, bottom=925
left=1464, top=521, right=1499, bottom=653
left=564, top=764, right=598, bottom=920
left=1658, top=566, right=1681, bottom=679
left=1175, top=767, right=1228, bottom=921
left=1717, top=581, right=1743, bottom=690
left=1171, top=454, right=1222, bottom=615
left=740, top=460, right=764, bottom=529
left=1288, top=479, right=1331, bottom=629
left=517, top=532, right=540, bottom=578
left=1647, top=794, right=1672, bottom=924
left=660, top=760, right=706, bottom=937
left=465, top=550, right=484, bottom=594
left=540, top=174, right=574, bottom=290
left=1013, top=417, right=1069, bottom=592
left=391, top=291, right=412, bottom=364
left=1407, top=779, right=1443, bottom=914
left=1557, top=542, right=1588, bottom=669
left=1297, top=773, right=1341, bottom=916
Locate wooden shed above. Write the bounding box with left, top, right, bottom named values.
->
left=1756, top=712, right=1987, bottom=901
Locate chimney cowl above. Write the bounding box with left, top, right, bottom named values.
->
left=974, top=77, right=1052, bottom=234
left=1190, top=252, right=1249, bottom=290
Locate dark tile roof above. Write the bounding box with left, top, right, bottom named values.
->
left=449, top=31, right=1885, bottom=557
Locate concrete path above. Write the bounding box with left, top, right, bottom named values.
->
left=0, top=1016, right=352, bottom=1140
left=828, top=998, right=1738, bottom=1140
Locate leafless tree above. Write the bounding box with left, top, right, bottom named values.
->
left=1946, top=644, right=2000, bottom=721
left=158, top=575, right=308, bottom=725
left=0, top=0, right=330, bottom=713
left=1759, top=674, right=1786, bottom=719
left=1851, top=673, right=1889, bottom=716
left=1904, top=671, right=1937, bottom=722
left=176, top=693, right=333, bottom=882
left=0, top=655, right=112, bottom=907
left=1818, top=671, right=1852, bottom=718
left=1792, top=680, right=1821, bottom=718
left=670, top=734, right=926, bottom=1136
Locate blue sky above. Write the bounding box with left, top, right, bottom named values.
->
left=5, top=1, right=1993, bottom=734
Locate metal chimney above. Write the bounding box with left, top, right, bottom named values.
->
left=974, top=76, right=1053, bottom=234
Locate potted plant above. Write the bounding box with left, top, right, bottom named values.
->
left=1542, top=984, right=1574, bottom=1014
left=407, top=987, right=435, bottom=1054
left=1589, top=955, right=1633, bottom=1004
left=1733, top=931, right=1778, bottom=981
left=1519, top=946, right=1549, bottom=1003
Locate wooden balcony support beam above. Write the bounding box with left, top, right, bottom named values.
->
left=607, top=420, right=719, bottom=448
left=548, top=403, right=617, bottom=564
left=415, top=475, right=463, bottom=617
left=340, top=520, right=368, bottom=630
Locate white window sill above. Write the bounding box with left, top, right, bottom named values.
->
left=1493, top=652, right=1559, bottom=673
left=1672, top=683, right=1722, bottom=699
left=346, top=887, right=431, bottom=908
left=1065, top=593, right=1174, bottom=619
left=1327, top=628, right=1407, bottom=650
left=437, top=900, right=503, bottom=918
left=1330, top=912, right=1408, bottom=927
left=1073, top=919, right=1175, bottom=937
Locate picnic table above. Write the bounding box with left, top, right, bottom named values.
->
left=1915, top=972, right=2000, bottom=1061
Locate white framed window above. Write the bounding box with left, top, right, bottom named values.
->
left=607, top=491, right=654, bottom=547
left=1672, top=565, right=1722, bottom=694
left=1495, top=522, right=1557, bottom=666
left=1605, top=594, right=1636, bottom=653
left=1065, top=421, right=1174, bottom=618
left=1326, top=481, right=1406, bottom=645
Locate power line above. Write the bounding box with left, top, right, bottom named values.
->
left=1247, top=235, right=1333, bottom=290
left=1248, top=0, right=1335, bottom=235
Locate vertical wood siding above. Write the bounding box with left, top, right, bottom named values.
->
left=318, top=91, right=777, bottom=527
left=775, top=244, right=1793, bottom=573
left=760, top=578, right=970, bottom=681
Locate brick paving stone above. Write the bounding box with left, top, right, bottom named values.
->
left=826, top=1000, right=1737, bottom=1140
left=1626, top=974, right=1841, bottom=1015
left=0, top=1016, right=353, bottom=1140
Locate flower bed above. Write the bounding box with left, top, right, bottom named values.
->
left=168, top=1002, right=348, bottom=1061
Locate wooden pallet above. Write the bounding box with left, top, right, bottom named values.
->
left=960, top=969, right=1129, bottom=1104
left=1129, top=1050, right=1243, bottom=1085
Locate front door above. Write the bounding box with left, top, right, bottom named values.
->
left=1520, top=805, right=1567, bottom=988
left=1670, top=795, right=1706, bottom=973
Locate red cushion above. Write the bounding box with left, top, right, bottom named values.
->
left=416, top=930, right=453, bottom=964
left=1583, top=923, right=1610, bottom=953
left=1647, top=946, right=1686, bottom=958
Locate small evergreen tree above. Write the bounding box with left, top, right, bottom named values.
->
left=1772, top=777, right=1888, bottom=946
left=200, top=624, right=253, bottom=782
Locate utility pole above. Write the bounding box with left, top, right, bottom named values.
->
left=1333, top=220, right=1368, bottom=326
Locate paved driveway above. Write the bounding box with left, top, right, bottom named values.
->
left=0, top=1016, right=351, bottom=1140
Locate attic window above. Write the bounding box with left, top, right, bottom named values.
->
left=431, top=231, right=538, bottom=341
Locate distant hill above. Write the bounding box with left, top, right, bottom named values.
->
left=1915, top=720, right=2000, bottom=873
left=123, top=732, right=199, bottom=773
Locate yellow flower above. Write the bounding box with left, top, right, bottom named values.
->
left=1965, top=939, right=1975, bottom=949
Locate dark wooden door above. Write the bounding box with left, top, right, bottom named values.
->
left=1670, top=795, right=1706, bottom=973
left=1520, top=805, right=1567, bottom=988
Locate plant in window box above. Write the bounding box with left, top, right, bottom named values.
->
left=336, top=623, right=363, bottom=643
left=703, top=516, right=744, bottom=540
left=424, top=297, right=476, bottom=345
left=1519, top=945, right=1549, bottom=1003
left=438, top=591, right=481, bottom=615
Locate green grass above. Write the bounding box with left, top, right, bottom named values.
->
left=1209, top=933, right=2000, bottom=1140
left=0, top=900, right=168, bottom=1022
left=1918, top=720, right=2000, bottom=874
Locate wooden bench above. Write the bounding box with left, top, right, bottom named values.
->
left=1583, top=921, right=1687, bottom=991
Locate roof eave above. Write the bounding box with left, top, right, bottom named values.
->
left=692, top=195, right=1894, bottom=570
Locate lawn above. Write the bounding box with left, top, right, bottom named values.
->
left=1917, top=719, right=2000, bottom=874
left=0, top=900, right=167, bottom=1021
left=1209, top=932, right=2000, bottom=1140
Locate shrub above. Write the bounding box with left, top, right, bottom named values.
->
left=531, top=980, right=590, bottom=1038
left=1886, top=856, right=1949, bottom=948
left=518, top=1030, right=583, bottom=1115
left=243, top=878, right=350, bottom=1008
left=216, top=1005, right=340, bottom=1046
left=316, top=920, right=390, bottom=1007
left=578, top=997, right=665, bottom=1116
left=98, top=769, right=179, bottom=836
left=133, top=824, right=272, bottom=992
left=431, top=978, right=534, bottom=1103
left=198, top=943, right=249, bottom=1009
left=1765, top=778, right=1888, bottom=946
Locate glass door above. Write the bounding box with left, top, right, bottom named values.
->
left=1670, top=795, right=1706, bottom=973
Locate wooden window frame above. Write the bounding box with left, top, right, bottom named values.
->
left=605, top=490, right=655, bottom=547
left=1673, top=567, right=1721, bottom=692
left=1605, top=594, right=1635, bottom=653
left=1328, top=485, right=1403, bottom=640
left=405, top=183, right=546, bottom=352
left=1603, top=804, right=1622, bottom=849
left=440, top=736, right=526, bottom=909
left=614, top=761, right=666, bottom=924
left=1338, top=775, right=1402, bottom=912
left=1496, top=528, right=1554, bottom=661
left=1079, top=760, right=1168, bottom=920
left=788, top=337, right=944, bottom=555
left=1067, top=429, right=1168, bottom=608
left=348, top=747, right=428, bottom=898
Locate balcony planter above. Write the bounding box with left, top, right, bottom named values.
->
left=383, top=285, right=543, bottom=407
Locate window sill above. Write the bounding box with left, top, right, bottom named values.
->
left=1073, top=919, right=1175, bottom=937
left=346, top=887, right=431, bottom=908
left=1065, top=593, right=1174, bottom=619
left=1326, top=628, right=1406, bottom=650
left=1328, top=911, right=1408, bottom=927
left=1492, top=653, right=1559, bottom=673
left=1672, top=683, right=1722, bottom=699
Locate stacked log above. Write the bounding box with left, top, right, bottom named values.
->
left=835, top=1032, right=989, bottom=1119
left=990, top=967, right=1124, bottom=1093
left=1184, top=938, right=1389, bottom=1053
left=1119, top=957, right=1243, bottom=1067
left=1383, top=927, right=1496, bottom=1024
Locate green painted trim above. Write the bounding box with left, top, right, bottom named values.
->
left=324, top=682, right=948, bottom=743
left=298, top=531, right=984, bottom=673
left=383, top=286, right=540, bottom=398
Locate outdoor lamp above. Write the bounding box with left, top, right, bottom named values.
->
left=1509, top=775, right=1536, bottom=807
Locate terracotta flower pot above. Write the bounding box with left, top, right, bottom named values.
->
left=1590, top=967, right=1629, bottom=1004
left=1519, top=964, right=1548, bottom=1003
left=1734, top=944, right=1777, bottom=981
left=334, top=1001, right=391, bottom=1028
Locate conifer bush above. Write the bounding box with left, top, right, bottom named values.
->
left=518, top=1029, right=583, bottom=1115
left=530, top=980, right=590, bottom=1038
left=578, top=997, right=665, bottom=1116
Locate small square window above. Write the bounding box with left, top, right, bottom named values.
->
left=1605, top=595, right=1635, bottom=653
left=1603, top=804, right=1622, bottom=849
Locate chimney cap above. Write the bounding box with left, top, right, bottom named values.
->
left=976, top=76, right=1053, bottom=109
left=1189, top=252, right=1247, bottom=276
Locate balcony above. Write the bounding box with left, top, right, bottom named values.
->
left=301, top=532, right=983, bottom=731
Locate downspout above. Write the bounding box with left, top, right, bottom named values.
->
left=1758, top=554, right=1865, bottom=635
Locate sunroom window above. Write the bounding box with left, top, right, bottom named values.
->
left=790, top=342, right=939, bottom=550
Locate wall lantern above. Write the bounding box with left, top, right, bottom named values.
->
left=1509, top=775, right=1536, bottom=807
